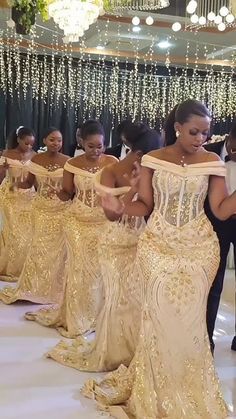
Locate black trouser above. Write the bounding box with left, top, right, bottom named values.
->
left=206, top=219, right=236, bottom=347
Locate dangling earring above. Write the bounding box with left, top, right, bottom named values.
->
left=176, top=131, right=180, bottom=138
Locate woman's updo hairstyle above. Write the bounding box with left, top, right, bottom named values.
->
left=165, top=99, right=211, bottom=146
left=126, top=123, right=160, bottom=154
left=7, top=126, right=35, bottom=149
left=80, top=120, right=105, bottom=141
left=175, top=99, right=210, bottom=125
left=42, top=126, right=60, bottom=140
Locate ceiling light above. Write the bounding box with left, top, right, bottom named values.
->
left=199, top=16, right=206, bottom=25
left=186, top=0, right=197, bottom=14
left=187, top=0, right=236, bottom=31
left=214, top=15, right=223, bottom=24
left=146, top=16, right=154, bottom=25
left=110, top=0, right=170, bottom=11
left=132, top=16, right=140, bottom=25
left=96, top=45, right=105, bottom=50
left=207, top=11, right=215, bottom=21
left=132, top=26, right=141, bottom=32
left=172, top=22, right=181, bottom=32
left=48, top=0, right=104, bottom=42
left=190, top=14, right=199, bottom=23
left=218, top=22, right=226, bottom=31
left=158, top=40, right=171, bottom=49
left=219, top=6, right=229, bottom=17
left=226, top=14, right=235, bottom=23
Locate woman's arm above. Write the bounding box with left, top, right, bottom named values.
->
left=208, top=175, right=236, bottom=220
left=101, top=166, right=154, bottom=218
left=57, top=169, right=74, bottom=201
left=100, top=167, right=121, bottom=221
left=17, top=172, right=35, bottom=189
left=123, top=166, right=154, bottom=216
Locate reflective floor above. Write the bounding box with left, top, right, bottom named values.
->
left=0, top=271, right=235, bottom=419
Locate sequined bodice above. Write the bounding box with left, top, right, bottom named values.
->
left=142, top=155, right=226, bottom=228
left=1, top=158, right=30, bottom=184
left=152, top=170, right=208, bottom=227
left=29, top=162, right=63, bottom=199
left=65, top=161, right=100, bottom=208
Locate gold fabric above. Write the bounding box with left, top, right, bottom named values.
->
left=82, top=156, right=228, bottom=419
left=0, top=162, right=68, bottom=304
left=0, top=158, right=35, bottom=281
left=46, top=209, right=145, bottom=371
left=25, top=162, right=106, bottom=337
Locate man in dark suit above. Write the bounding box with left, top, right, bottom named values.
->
left=204, top=124, right=236, bottom=353
left=105, top=120, right=162, bottom=159
left=105, top=120, right=132, bottom=159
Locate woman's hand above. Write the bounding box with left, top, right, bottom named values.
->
left=101, top=193, right=124, bottom=216
left=44, top=183, right=60, bottom=199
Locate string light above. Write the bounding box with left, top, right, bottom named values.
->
left=0, top=29, right=235, bottom=127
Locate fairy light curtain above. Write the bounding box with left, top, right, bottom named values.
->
left=0, top=35, right=235, bottom=152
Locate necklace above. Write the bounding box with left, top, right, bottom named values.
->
left=180, top=155, right=187, bottom=167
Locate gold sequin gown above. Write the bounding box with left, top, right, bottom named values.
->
left=25, top=162, right=106, bottom=337
left=82, top=156, right=228, bottom=419
left=0, top=162, right=68, bottom=304
left=46, top=179, right=145, bottom=372
left=0, top=157, right=35, bottom=281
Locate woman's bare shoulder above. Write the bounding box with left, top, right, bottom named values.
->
left=201, top=150, right=221, bottom=162
left=103, top=154, right=119, bottom=164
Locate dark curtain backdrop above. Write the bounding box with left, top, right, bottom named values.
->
left=0, top=89, right=116, bottom=156
left=0, top=59, right=234, bottom=155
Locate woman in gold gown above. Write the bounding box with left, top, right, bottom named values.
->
left=81, top=100, right=234, bottom=418
left=46, top=123, right=162, bottom=371
left=0, top=127, right=36, bottom=281
left=25, top=120, right=116, bottom=337
left=0, top=128, right=69, bottom=304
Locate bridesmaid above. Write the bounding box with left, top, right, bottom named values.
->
left=81, top=100, right=232, bottom=418
left=0, top=127, right=69, bottom=304
left=25, top=120, right=117, bottom=337
left=46, top=124, right=162, bottom=372
left=0, top=126, right=36, bottom=281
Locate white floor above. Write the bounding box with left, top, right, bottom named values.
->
left=0, top=272, right=235, bottom=419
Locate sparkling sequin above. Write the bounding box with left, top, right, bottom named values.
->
left=46, top=212, right=145, bottom=372
left=81, top=157, right=228, bottom=419
left=0, top=159, right=35, bottom=281
left=0, top=163, right=68, bottom=304
left=25, top=163, right=106, bottom=338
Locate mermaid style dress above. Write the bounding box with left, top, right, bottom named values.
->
left=0, top=157, right=35, bottom=281
left=82, top=156, right=228, bottom=419
left=25, top=161, right=107, bottom=337
left=0, top=162, right=68, bottom=304
left=46, top=178, right=145, bottom=372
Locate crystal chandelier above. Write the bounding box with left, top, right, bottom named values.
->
left=48, top=0, right=104, bottom=42
left=108, top=0, right=169, bottom=11
left=186, top=0, right=235, bottom=31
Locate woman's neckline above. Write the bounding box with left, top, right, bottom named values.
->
left=145, top=155, right=221, bottom=167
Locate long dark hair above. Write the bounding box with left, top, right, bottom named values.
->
left=165, top=100, right=211, bottom=146
left=7, top=126, right=35, bottom=149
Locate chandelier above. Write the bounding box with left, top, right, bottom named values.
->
left=186, top=0, right=236, bottom=31
left=48, top=0, right=104, bottom=42
left=108, top=0, right=169, bottom=11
